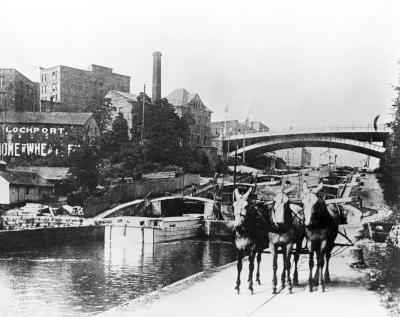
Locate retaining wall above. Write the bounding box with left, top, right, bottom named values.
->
left=83, top=174, right=200, bottom=218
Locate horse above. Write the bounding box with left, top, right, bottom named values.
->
left=267, top=187, right=305, bottom=294
left=233, top=188, right=269, bottom=294
left=302, top=182, right=339, bottom=292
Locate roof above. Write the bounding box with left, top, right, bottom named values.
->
left=165, top=88, right=212, bottom=112
left=3, top=112, right=94, bottom=126
left=10, top=166, right=70, bottom=181
left=109, top=90, right=138, bottom=102
left=0, top=169, right=53, bottom=187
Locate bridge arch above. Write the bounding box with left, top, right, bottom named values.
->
left=228, top=136, right=386, bottom=158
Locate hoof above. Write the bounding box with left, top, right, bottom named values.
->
left=287, top=288, right=292, bottom=295
left=249, top=288, right=254, bottom=294
left=293, top=281, right=299, bottom=287
left=234, top=286, right=240, bottom=294
left=256, top=280, right=261, bottom=285
left=320, top=285, right=325, bottom=293
left=309, top=286, right=313, bottom=292
left=272, top=288, right=277, bottom=294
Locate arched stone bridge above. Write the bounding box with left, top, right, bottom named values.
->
left=215, top=124, right=390, bottom=158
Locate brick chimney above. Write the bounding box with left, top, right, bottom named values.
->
left=152, top=51, right=162, bottom=103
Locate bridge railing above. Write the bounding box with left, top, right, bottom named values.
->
left=222, top=124, right=390, bottom=139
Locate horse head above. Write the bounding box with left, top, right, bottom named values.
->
left=233, top=187, right=252, bottom=228
left=272, top=191, right=289, bottom=225
left=301, top=182, right=323, bottom=227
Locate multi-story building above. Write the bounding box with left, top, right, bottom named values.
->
left=0, top=69, right=40, bottom=112
left=165, top=88, right=212, bottom=147
left=105, top=90, right=138, bottom=136
left=39, top=64, right=130, bottom=112
left=276, top=147, right=312, bottom=167
left=211, top=119, right=269, bottom=137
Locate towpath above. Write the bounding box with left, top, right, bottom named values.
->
left=98, top=173, right=388, bottom=317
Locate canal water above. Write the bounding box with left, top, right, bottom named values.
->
left=0, top=239, right=236, bottom=317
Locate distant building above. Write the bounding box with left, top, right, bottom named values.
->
left=0, top=69, right=40, bottom=112
left=211, top=119, right=269, bottom=137
left=165, top=88, right=212, bottom=147
left=39, top=64, right=131, bottom=112
left=276, top=148, right=312, bottom=167
left=105, top=90, right=138, bottom=136
left=0, top=163, right=53, bottom=205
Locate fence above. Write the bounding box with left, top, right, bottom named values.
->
left=83, top=174, right=200, bottom=218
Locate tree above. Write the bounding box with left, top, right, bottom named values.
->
left=86, top=93, right=113, bottom=133
left=131, top=95, right=194, bottom=167
left=68, top=140, right=102, bottom=194
left=380, top=85, right=400, bottom=209
left=101, top=112, right=130, bottom=158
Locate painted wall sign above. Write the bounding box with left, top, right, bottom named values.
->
left=0, top=143, right=78, bottom=157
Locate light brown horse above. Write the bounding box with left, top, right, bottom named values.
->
left=267, top=188, right=305, bottom=294
left=233, top=188, right=269, bottom=294
left=302, top=182, right=339, bottom=292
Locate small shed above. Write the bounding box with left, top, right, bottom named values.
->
left=0, top=167, right=54, bottom=205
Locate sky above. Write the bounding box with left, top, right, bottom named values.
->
left=1, top=0, right=399, bottom=166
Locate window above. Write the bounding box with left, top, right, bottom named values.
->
left=25, top=187, right=30, bottom=195
left=52, top=83, right=57, bottom=91
left=0, top=92, right=4, bottom=102
left=0, top=76, right=5, bottom=87
left=99, top=78, right=104, bottom=87
left=52, top=71, right=57, bottom=80
left=54, top=94, right=58, bottom=101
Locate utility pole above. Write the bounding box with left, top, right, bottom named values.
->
left=141, top=84, right=146, bottom=145
left=243, top=128, right=246, bottom=165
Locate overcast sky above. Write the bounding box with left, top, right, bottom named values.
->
left=1, top=0, right=399, bottom=165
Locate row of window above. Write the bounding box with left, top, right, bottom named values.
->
left=41, top=94, right=58, bottom=101
left=41, top=71, right=58, bottom=83
left=191, top=134, right=209, bottom=146
left=41, top=83, right=58, bottom=94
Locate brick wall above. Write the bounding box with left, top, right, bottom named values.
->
left=0, top=69, right=40, bottom=112
left=40, top=65, right=131, bottom=112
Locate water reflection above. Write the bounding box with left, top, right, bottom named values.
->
left=0, top=239, right=236, bottom=317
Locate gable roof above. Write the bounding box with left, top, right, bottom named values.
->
left=165, top=88, right=212, bottom=112
left=0, top=169, right=53, bottom=187
left=3, top=112, right=94, bottom=126
left=108, top=90, right=138, bottom=102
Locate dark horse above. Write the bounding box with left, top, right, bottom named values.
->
left=267, top=190, right=305, bottom=294
left=233, top=188, right=269, bottom=294
left=302, top=182, right=339, bottom=292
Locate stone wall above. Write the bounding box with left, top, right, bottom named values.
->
left=83, top=174, right=200, bottom=218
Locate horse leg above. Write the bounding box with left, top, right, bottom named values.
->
left=313, top=243, right=320, bottom=286
left=293, top=241, right=300, bottom=286
left=281, top=246, right=286, bottom=287
left=271, top=243, right=278, bottom=294
left=319, top=242, right=327, bottom=292
left=235, top=250, right=243, bottom=293
left=286, top=243, right=293, bottom=294
left=307, top=240, right=314, bottom=292
left=325, top=249, right=332, bottom=283
left=248, top=250, right=255, bottom=294
left=255, top=251, right=262, bottom=285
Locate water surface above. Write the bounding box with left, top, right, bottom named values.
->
left=0, top=239, right=236, bottom=317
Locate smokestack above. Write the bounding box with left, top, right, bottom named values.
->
left=152, top=51, right=162, bottom=103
